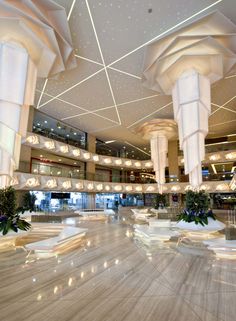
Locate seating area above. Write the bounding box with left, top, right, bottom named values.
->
left=74, top=209, right=115, bottom=221
left=134, top=223, right=180, bottom=244
left=1, top=1, right=236, bottom=320
left=203, top=238, right=236, bottom=259
left=0, top=230, right=29, bottom=249
left=131, top=208, right=155, bottom=221
left=25, top=226, right=88, bottom=258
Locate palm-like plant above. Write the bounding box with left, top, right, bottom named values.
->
left=177, top=190, right=215, bottom=226
left=0, top=187, right=31, bottom=235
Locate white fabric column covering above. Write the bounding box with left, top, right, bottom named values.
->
left=0, top=42, right=37, bottom=187
left=172, top=69, right=211, bottom=187
left=150, top=135, right=168, bottom=193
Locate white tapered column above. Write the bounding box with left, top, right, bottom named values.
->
left=150, top=135, right=168, bottom=193
left=0, top=42, right=37, bottom=187
left=142, top=11, right=236, bottom=189
left=136, top=119, right=177, bottom=194
left=172, top=70, right=211, bottom=187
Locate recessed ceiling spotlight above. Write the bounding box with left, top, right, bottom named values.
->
left=40, top=155, right=43, bottom=157
left=44, top=120, right=48, bottom=124
left=51, top=128, right=54, bottom=131
left=37, top=123, right=40, bottom=126
left=74, top=162, right=77, bottom=165
left=58, top=159, right=62, bottom=162
left=66, top=134, right=69, bottom=137
left=74, top=132, right=77, bottom=135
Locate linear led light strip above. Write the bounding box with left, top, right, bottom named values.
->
left=127, top=102, right=172, bottom=128
left=36, top=89, right=119, bottom=125
left=75, top=54, right=141, bottom=79
left=36, top=0, right=77, bottom=108
left=124, top=141, right=151, bottom=157
left=61, top=94, right=160, bottom=120
left=85, top=0, right=121, bottom=125
left=106, top=0, right=223, bottom=69
left=210, top=119, right=236, bottom=128
left=37, top=0, right=222, bottom=111
left=211, top=97, right=236, bottom=116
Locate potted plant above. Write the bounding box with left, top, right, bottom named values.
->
left=22, top=191, right=37, bottom=212
left=176, top=190, right=225, bottom=233
left=177, top=190, right=215, bottom=226
left=153, top=193, right=167, bottom=209
left=0, top=186, right=31, bottom=235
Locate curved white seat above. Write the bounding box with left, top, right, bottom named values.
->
left=25, top=226, right=87, bottom=258
left=176, top=218, right=225, bottom=232
left=203, top=237, right=236, bottom=259
left=134, top=224, right=180, bottom=243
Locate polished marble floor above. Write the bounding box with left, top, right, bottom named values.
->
left=0, top=214, right=235, bottom=321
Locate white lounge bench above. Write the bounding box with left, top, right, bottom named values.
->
left=134, top=224, right=180, bottom=244
left=0, top=230, right=29, bottom=249
left=148, top=219, right=171, bottom=228
left=25, top=226, right=88, bottom=258
left=131, top=209, right=152, bottom=221
left=74, top=209, right=115, bottom=221
left=74, top=209, right=115, bottom=216
left=203, top=237, right=236, bottom=259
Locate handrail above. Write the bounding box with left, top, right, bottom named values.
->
left=11, top=172, right=233, bottom=194
left=23, top=132, right=236, bottom=170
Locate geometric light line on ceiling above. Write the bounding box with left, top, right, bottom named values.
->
left=221, top=106, right=236, bottom=114
left=60, top=106, right=119, bottom=125
left=38, top=67, right=105, bottom=108
left=74, top=54, right=103, bottom=66
left=85, top=0, right=121, bottom=125
left=222, top=95, right=236, bottom=107
left=37, top=0, right=76, bottom=109
left=210, top=119, right=236, bottom=128
left=90, top=122, right=120, bottom=134
left=36, top=89, right=92, bottom=112
left=39, top=92, right=162, bottom=122
left=117, top=94, right=160, bottom=108
left=225, top=74, right=236, bottom=79
left=106, top=0, right=223, bottom=68
left=67, top=0, right=77, bottom=21
left=210, top=97, right=236, bottom=116
left=75, top=54, right=141, bottom=79
left=64, top=94, right=161, bottom=118
left=124, top=141, right=151, bottom=157
left=127, top=102, right=172, bottom=128
left=36, top=89, right=119, bottom=125
left=107, top=66, right=141, bottom=79
left=210, top=107, right=221, bottom=116
left=211, top=103, right=222, bottom=108
left=36, top=89, right=114, bottom=114
left=70, top=106, right=117, bottom=118
left=36, top=78, right=48, bottom=108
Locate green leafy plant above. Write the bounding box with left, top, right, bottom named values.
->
left=177, top=190, right=216, bottom=226
left=23, top=191, right=37, bottom=212
left=153, top=193, right=167, bottom=209
left=0, top=187, right=31, bottom=235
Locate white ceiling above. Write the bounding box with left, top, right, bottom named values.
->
left=35, top=0, right=236, bottom=149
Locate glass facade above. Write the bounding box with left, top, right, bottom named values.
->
left=31, top=158, right=86, bottom=179
left=33, top=110, right=87, bottom=149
